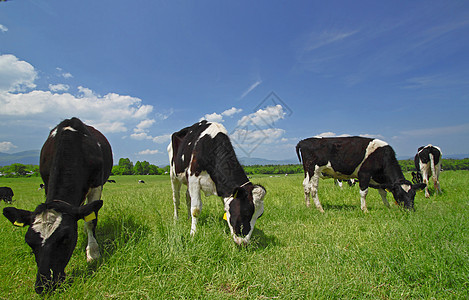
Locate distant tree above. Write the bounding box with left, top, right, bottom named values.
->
left=118, top=158, right=134, bottom=175
left=10, top=163, right=27, bottom=176
left=134, top=161, right=143, bottom=175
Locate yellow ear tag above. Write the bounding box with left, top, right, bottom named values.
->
left=84, top=211, right=96, bottom=222
left=223, top=213, right=227, bottom=221
left=14, top=221, right=25, bottom=227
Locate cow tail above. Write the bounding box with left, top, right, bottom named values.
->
left=296, top=143, right=302, bottom=163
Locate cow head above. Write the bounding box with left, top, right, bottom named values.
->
left=224, top=184, right=265, bottom=245
left=411, top=172, right=423, bottom=184
left=3, top=200, right=103, bottom=294
left=380, top=181, right=426, bottom=210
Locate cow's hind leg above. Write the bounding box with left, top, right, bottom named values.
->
left=302, top=174, right=312, bottom=208
left=171, top=177, right=182, bottom=219
left=85, top=186, right=102, bottom=262
left=186, top=189, right=191, bottom=220
left=187, top=176, right=203, bottom=235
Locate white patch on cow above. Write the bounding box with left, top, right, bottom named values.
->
left=351, top=139, right=388, bottom=177
left=50, top=128, right=58, bottom=138
left=401, top=184, right=411, bottom=193
left=62, top=126, right=77, bottom=132
left=196, top=171, right=218, bottom=197
left=31, top=210, right=63, bottom=246
left=200, top=122, right=228, bottom=139
left=97, top=142, right=101, bottom=148
left=181, top=154, right=185, bottom=162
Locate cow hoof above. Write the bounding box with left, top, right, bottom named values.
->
left=86, top=243, right=100, bottom=262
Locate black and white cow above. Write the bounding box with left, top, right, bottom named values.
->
left=168, top=121, right=266, bottom=245
left=296, top=137, right=426, bottom=212
left=2, top=118, right=112, bottom=294
left=413, top=144, right=442, bottom=198
left=0, top=187, right=14, bottom=203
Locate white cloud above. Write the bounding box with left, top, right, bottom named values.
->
left=138, top=149, right=159, bottom=155
left=49, top=83, right=70, bottom=92
left=130, top=132, right=151, bottom=140
left=0, top=55, right=155, bottom=135
left=135, top=119, right=156, bottom=133
left=222, top=107, right=243, bottom=117
left=237, top=105, right=285, bottom=127
left=241, top=80, right=262, bottom=99
left=0, top=141, right=17, bottom=152
left=152, top=134, right=171, bottom=144
left=231, top=128, right=285, bottom=145
left=0, top=24, right=8, bottom=33
left=200, top=112, right=224, bottom=123
left=0, top=54, right=37, bottom=92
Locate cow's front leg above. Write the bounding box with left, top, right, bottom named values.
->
left=359, top=188, right=369, bottom=213
left=187, top=178, right=202, bottom=236
left=379, top=188, right=390, bottom=208
left=85, top=186, right=102, bottom=262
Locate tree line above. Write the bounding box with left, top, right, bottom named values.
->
left=1, top=158, right=468, bottom=178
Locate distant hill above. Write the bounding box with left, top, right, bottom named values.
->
left=0, top=150, right=40, bottom=166
left=398, top=154, right=469, bottom=160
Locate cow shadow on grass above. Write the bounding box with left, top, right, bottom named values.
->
left=68, top=214, right=151, bottom=279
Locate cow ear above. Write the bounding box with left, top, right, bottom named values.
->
left=412, top=183, right=426, bottom=191
left=3, top=207, right=34, bottom=227
left=76, top=200, right=104, bottom=221
left=252, top=185, right=266, bottom=205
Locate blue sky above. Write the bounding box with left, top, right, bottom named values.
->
left=1, top=0, right=468, bottom=165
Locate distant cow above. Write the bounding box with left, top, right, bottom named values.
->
left=38, top=183, right=45, bottom=191
left=414, top=144, right=442, bottom=198
left=3, top=118, right=112, bottom=294
left=107, top=179, right=116, bottom=183
left=296, top=137, right=426, bottom=212
left=168, top=121, right=266, bottom=245
left=0, top=187, right=13, bottom=203
left=138, top=180, right=145, bottom=184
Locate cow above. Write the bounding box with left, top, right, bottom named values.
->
left=107, top=179, right=116, bottom=183
left=138, top=180, right=145, bottom=184
left=2, top=117, right=112, bottom=294
left=413, top=144, right=442, bottom=198
left=296, top=137, right=426, bottom=212
left=168, top=120, right=266, bottom=245
left=0, top=187, right=14, bottom=203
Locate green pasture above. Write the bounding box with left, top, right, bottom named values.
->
left=0, top=171, right=468, bottom=299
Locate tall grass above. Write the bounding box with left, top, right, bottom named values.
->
left=0, top=172, right=467, bottom=299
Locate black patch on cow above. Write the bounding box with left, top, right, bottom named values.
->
left=0, top=187, right=14, bottom=203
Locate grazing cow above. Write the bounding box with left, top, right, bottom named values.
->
left=138, top=180, right=145, bottom=184
left=107, top=179, right=116, bottom=183
left=38, top=183, right=45, bottom=191
left=168, top=121, right=266, bottom=245
left=0, top=187, right=14, bottom=203
left=2, top=118, right=112, bottom=294
left=414, top=144, right=442, bottom=198
left=296, top=137, right=426, bottom=212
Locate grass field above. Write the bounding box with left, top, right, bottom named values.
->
left=0, top=171, right=468, bottom=299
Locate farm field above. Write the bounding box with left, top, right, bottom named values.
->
left=0, top=171, right=468, bottom=299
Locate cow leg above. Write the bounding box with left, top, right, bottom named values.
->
left=302, top=174, right=312, bottom=208
left=187, top=177, right=203, bottom=236
left=186, top=189, right=191, bottom=220
left=434, top=168, right=441, bottom=194
left=311, top=168, right=324, bottom=213
left=379, top=189, right=390, bottom=208
left=422, top=170, right=430, bottom=198
left=359, top=188, right=369, bottom=212
left=170, top=177, right=182, bottom=219
left=85, top=186, right=102, bottom=262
